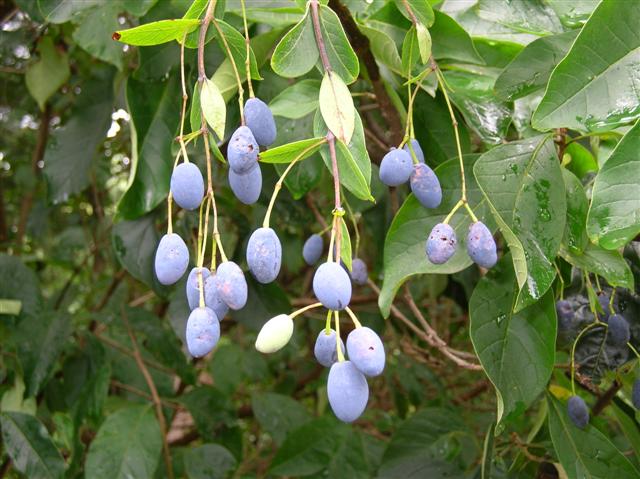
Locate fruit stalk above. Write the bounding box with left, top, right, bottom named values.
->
left=239, top=0, right=255, bottom=98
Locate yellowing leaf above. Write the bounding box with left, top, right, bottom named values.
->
left=319, top=71, right=355, bottom=144
left=25, top=37, right=70, bottom=110
left=416, top=22, right=432, bottom=64
left=200, top=78, right=226, bottom=140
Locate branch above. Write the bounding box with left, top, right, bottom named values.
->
left=591, top=380, right=622, bottom=416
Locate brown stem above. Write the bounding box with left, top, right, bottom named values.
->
left=591, top=380, right=622, bottom=416
left=123, top=309, right=174, bottom=479
left=110, top=380, right=181, bottom=410
left=197, top=0, right=216, bottom=82
left=309, top=0, right=331, bottom=72
left=306, top=195, right=328, bottom=229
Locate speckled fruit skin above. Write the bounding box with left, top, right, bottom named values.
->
left=204, top=274, right=229, bottom=320
left=246, top=227, right=282, bottom=284
left=350, top=258, right=368, bottom=286
left=410, top=163, right=442, bottom=209
left=403, top=138, right=424, bottom=163
left=303, top=234, right=324, bottom=265
left=346, top=327, right=385, bottom=377
left=186, top=267, right=211, bottom=310
left=426, top=223, right=457, bottom=265
left=186, top=307, right=220, bottom=358
left=213, top=261, right=248, bottom=310
left=228, top=126, right=259, bottom=174
left=312, top=262, right=352, bottom=311
left=229, top=164, right=261, bottom=205
left=314, top=329, right=345, bottom=367
left=466, top=221, right=497, bottom=268
left=327, top=361, right=369, bottom=423
left=154, top=233, right=189, bottom=285
left=379, top=148, right=413, bottom=186
left=170, top=162, right=205, bottom=210
left=244, top=97, right=277, bottom=146
left=567, top=395, right=589, bottom=429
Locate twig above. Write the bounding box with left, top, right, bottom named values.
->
left=110, top=380, right=182, bottom=410
left=591, top=380, right=622, bottom=416
left=306, top=195, right=328, bottom=229
left=93, top=333, right=175, bottom=376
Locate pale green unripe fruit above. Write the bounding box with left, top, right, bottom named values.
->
left=255, top=314, right=294, bottom=353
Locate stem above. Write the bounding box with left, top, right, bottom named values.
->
left=310, top=0, right=331, bottom=72
left=627, top=342, right=640, bottom=361
left=334, top=311, right=345, bottom=361
left=197, top=0, right=216, bottom=83
left=290, top=302, right=323, bottom=319
left=327, top=216, right=337, bottom=263
left=240, top=0, right=254, bottom=98
left=345, top=307, right=362, bottom=328
left=167, top=193, right=173, bottom=235
left=571, top=322, right=607, bottom=395
left=178, top=33, right=189, bottom=163
left=343, top=197, right=360, bottom=257
left=443, top=199, right=463, bottom=224
left=324, top=310, right=332, bottom=334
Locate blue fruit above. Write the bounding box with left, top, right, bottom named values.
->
left=314, top=329, right=345, bottom=367
left=313, top=261, right=352, bottom=311
left=403, top=138, right=424, bottom=163
left=186, top=267, right=211, bottom=310
left=244, top=97, right=277, bottom=146
left=598, top=293, right=611, bottom=320
left=346, top=327, right=385, bottom=377
left=327, top=361, right=369, bottom=423
left=204, top=274, right=229, bottom=320
left=567, top=395, right=589, bottom=429
left=213, top=261, right=248, bottom=310
left=185, top=306, right=220, bottom=358
left=229, top=163, right=261, bottom=205
left=379, top=148, right=413, bottom=186
left=350, top=258, right=368, bottom=286
left=170, top=162, right=205, bottom=210
left=466, top=221, right=497, bottom=269
left=426, top=223, right=457, bottom=265
left=555, top=299, right=574, bottom=331
left=632, top=379, right=640, bottom=410
left=154, top=233, right=189, bottom=285
left=228, top=126, right=259, bottom=174
left=607, top=314, right=630, bottom=346
left=246, top=227, right=282, bottom=284
left=303, top=234, right=324, bottom=265
left=410, top=163, right=442, bottom=209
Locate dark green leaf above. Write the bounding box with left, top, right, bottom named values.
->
left=251, top=392, right=312, bottom=446
left=546, top=0, right=599, bottom=29
left=562, top=169, right=589, bottom=254
left=0, top=254, right=41, bottom=319
left=360, top=24, right=403, bottom=75
left=37, top=0, right=99, bottom=23
left=213, top=20, right=262, bottom=80
left=394, top=0, right=434, bottom=27
left=114, top=19, right=200, bottom=46
left=481, top=423, right=495, bottom=479
left=259, top=137, right=326, bottom=164
left=180, top=386, right=235, bottom=441
left=338, top=217, right=352, bottom=271
left=430, top=11, right=483, bottom=64
left=401, top=27, right=419, bottom=77
left=231, top=276, right=291, bottom=331
left=271, top=7, right=319, bottom=78
left=474, top=0, right=563, bottom=37
left=269, top=79, right=320, bottom=119
left=72, top=4, right=124, bottom=69
left=318, top=5, right=359, bottom=84
left=559, top=243, right=634, bottom=290
left=183, top=443, right=236, bottom=479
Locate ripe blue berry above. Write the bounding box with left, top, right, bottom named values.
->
left=246, top=227, right=282, bottom=284
left=186, top=267, right=211, bottom=310
left=555, top=299, right=574, bottom=331
left=350, top=258, right=368, bottom=286
left=229, top=164, right=262, bottom=205
left=154, top=233, right=189, bottom=285
left=170, top=162, right=204, bottom=210
left=313, top=261, right=352, bottom=311
left=426, top=223, right=457, bottom=265
left=303, top=234, right=324, bottom=265
left=228, top=126, right=258, bottom=174
left=204, top=274, right=229, bottom=320
left=403, top=138, right=424, bottom=163
left=327, top=361, right=369, bottom=423
left=213, top=261, right=248, bottom=310
left=346, top=327, right=385, bottom=377
left=185, top=306, right=220, bottom=358
left=632, top=379, right=640, bottom=410
left=466, top=221, right=497, bottom=269
left=410, top=163, right=442, bottom=209
left=607, top=314, right=630, bottom=346
left=379, top=148, right=413, bottom=186
left=314, top=329, right=344, bottom=367
left=567, top=395, right=589, bottom=429
left=598, top=293, right=611, bottom=320
left=244, top=97, right=277, bottom=147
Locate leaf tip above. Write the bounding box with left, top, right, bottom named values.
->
left=112, top=31, right=122, bottom=41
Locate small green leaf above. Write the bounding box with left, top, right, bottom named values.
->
left=200, top=78, right=226, bottom=141
left=25, top=36, right=70, bottom=110
left=113, top=19, right=200, bottom=46
left=338, top=217, right=352, bottom=271
left=251, top=393, right=312, bottom=446
left=0, top=299, right=22, bottom=315
left=401, top=27, right=419, bottom=77
left=269, top=79, right=320, bottom=119
left=559, top=243, right=634, bottom=290
left=271, top=6, right=318, bottom=78
left=259, top=137, right=326, bottom=164
left=359, top=24, right=403, bottom=75
left=183, top=444, right=236, bottom=479
left=318, top=5, right=359, bottom=84
left=394, top=0, right=435, bottom=27
left=319, top=71, right=355, bottom=144
left=415, top=22, right=431, bottom=64
left=562, top=169, right=589, bottom=254
left=430, top=11, right=483, bottom=64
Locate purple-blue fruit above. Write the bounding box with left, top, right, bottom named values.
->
left=410, top=163, right=442, bottom=209
left=303, top=234, right=324, bottom=265
left=555, top=299, right=574, bottom=331
left=426, top=223, right=457, bottom=265
left=598, top=293, right=611, bottom=320
left=213, top=261, right=248, bottom=310
left=229, top=164, right=261, bottom=205
left=186, top=306, right=220, bottom=358
left=346, top=327, right=385, bottom=377
left=204, top=274, right=229, bottom=320
left=350, top=258, right=368, bottom=286
left=244, top=97, right=277, bottom=147
left=403, top=138, right=424, bottom=163
left=607, top=314, right=630, bottom=346
left=466, top=221, right=497, bottom=269
left=567, top=395, right=589, bottom=429
left=314, top=329, right=345, bottom=367
left=379, top=148, right=413, bottom=186
left=246, top=227, right=282, bottom=284
left=154, top=233, right=189, bottom=285
left=313, top=261, right=352, bottom=311
left=327, top=361, right=369, bottom=423
left=186, top=267, right=211, bottom=310
left=228, top=126, right=259, bottom=174
left=170, top=162, right=205, bottom=210
left=632, top=379, right=640, bottom=410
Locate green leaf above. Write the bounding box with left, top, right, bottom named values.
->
left=251, top=392, right=312, bottom=446
left=587, top=121, right=640, bottom=249
left=200, top=78, right=226, bottom=140
left=259, top=137, right=326, bottom=164
left=0, top=299, right=21, bottom=315
left=37, top=0, right=98, bottom=23
left=481, top=423, right=495, bottom=479
left=475, top=0, right=563, bottom=37
left=474, top=135, right=566, bottom=311
left=415, top=22, right=431, bottom=64
left=562, top=169, right=589, bottom=254
left=113, top=19, right=200, bottom=46
left=338, top=217, right=352, bottom=271
left=0, top=254, right=41, bottom=319
left=85, top=406, right=162, bottom=479
left=269, top=79, right=320, bottom=119
left=359, top=24, right=403, bottom=74
left=213, top=20, right=262, bottom=80
left=547, top=395, right=640, bottom=479
left=180, top=387, right=234, bottom=441
left=318, top=5, right=359, bottom=84
left=72, top=3, right=123, bottom=69
left=494, top=31, right=577, bottom=101
left=401, top=27, right=419, bottom=77
left=430, top=11, right=483, bottom=64
left=469, top=255, right=556, bottom=424
left=565, top=141, right=598, bottom=179
left=0, top=412, right=66, bottom=479
left=378, top=155, right=493, bottom=317
left=394, top=0, right=435, bottom=27
left=271, top=7, right=318, bottom=78
left=43, top=68, right=115, bottom=203
left=231, top=277, right=291, bottom=332
left=319, top=71, right=355, bottom=144
left=532, top=0, right=640, bottom=132
left=546, top=0, right=599, bottom=29
left=559, top=243, right=634, bottom=290
left=25, top=36, right=70, bottom=110
left=183, top=443, right=236, bottom=479
left=117, top=74, right=181, bottom=219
